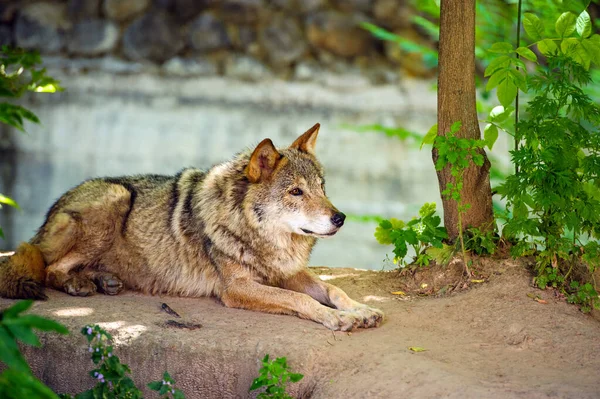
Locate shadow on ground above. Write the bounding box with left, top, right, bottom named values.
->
left=1, top=258, right=599, bottom=398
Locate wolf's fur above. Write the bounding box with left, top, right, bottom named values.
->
left=0, top=124, right=383, bottom=330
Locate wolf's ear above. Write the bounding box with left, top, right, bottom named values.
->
left=246, top=139, right=282, bottom=183
left=290, top=123, right=320, bottom=154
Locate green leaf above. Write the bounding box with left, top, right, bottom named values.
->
left=10, top=315, right=69, bottom=334
left=0, top=194, right=19, bottom=209
left=483, top=124, right=499, bottom=150
left=484, top=55, right=511, bottom=77
left=537, top=39, right=558, bottom=56
left=581, top=38, right=600, bottom=66
left=488, top=42, right=514, bottom=54
left=576, top=10, right=592, bottom=38
left=523, top=13, right=544, bottom=41
left=147, top=381, right=162, bottom=391
left=516, top=46, right=537, bottom=62
left=3, top=322, right=42, bottom=347
left=489, top=105, right=514, bottom=122
left=420, top=123, right=437, bottom=149
left=562, top=0, right=590, bottom=14
left=486, top=69, right=507, bottom=91
left=289, top=373, right=304, bottom=383
left=561, top=37, right=591, bottom=69
left=497, top=77, right=518, bottom=107
left=0, top=327, right=31, bottom=373
left=450, top=121, right=462, bottom=134
left=556, top=12, right=577, bottom=37
left=509, top=68, right=527, bottom=92
left=2, top=299, right=34, bottom=318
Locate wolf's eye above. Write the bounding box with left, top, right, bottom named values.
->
left=289, top=188, right=303, bottom=196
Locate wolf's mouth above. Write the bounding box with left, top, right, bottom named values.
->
left=301, top=228, right=337, bottom=237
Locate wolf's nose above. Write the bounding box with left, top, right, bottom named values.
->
left=331, top=212, right=346, bottom=228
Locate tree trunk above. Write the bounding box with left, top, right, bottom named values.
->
left=435, top=0, right=494, bottom=240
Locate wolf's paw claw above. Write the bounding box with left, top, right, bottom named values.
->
left=322, top=307, right=383, bottom=331
left=352, top=305, right=384, bottom=328
left=64, top=277, right=97, bottom=297
left=93, top=273, right=123, bottom=295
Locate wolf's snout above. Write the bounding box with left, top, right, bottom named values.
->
left=331, top=212, right=346, bottom=228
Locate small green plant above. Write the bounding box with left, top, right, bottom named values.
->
left=433, top=121, right=487, bottom=274
left=60, top=325, right=185, bottom=399
left=567, top=281, right=600, bottom=313
left=0, top=46, right=62, bottom=238
left=147, top=372, right=185, bottom=399
left=465, top=227, right=498, bottom=256
left=374, top=202, right=448, bottom=268
left=249, top=355, right=303, bottom=399
left=0, top=300, right=69, bottom=399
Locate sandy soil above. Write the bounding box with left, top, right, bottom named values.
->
left=1, top=256, right=599, bottom=398
left=311, top=258, right=600, bottom=398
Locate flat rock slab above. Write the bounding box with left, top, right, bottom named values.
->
left=2, top=264, right=600, bottom=398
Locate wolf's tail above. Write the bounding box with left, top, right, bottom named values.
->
left=0, top=242, right=47, bottom=300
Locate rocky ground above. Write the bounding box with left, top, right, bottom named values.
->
left=1, top=256, right=599, bottom=398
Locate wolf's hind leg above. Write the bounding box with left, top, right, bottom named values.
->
left=45, top=253, right=96, bottom=297
left=83, top=270, right=123, bottom=296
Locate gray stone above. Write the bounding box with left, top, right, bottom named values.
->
left=103, top=0, right=149, bottom=21
left=332, top=0, right=373, bottom=12
left=306, top=11, right=373, bottom=58
left=299, top=0, right=326, bottom=13
left=68, top=0, right=101, bottom=21
left=260, top=16, right=306, bottom=66
left=172, top=0, right=214, bottom=21
left=0, top=25, right=12, bottom=46
left=14, top=2, right=70, bottom=53
left=219, top=0, right=263, bottom=24
left=68, top=19, right=119, bottom=56
left=224, top=54, right=271, bottom=81
left=162, top=56, right=219, bottom=76
left=122, top=12, right=184, bottom=63
left=373, top=0, right=411, bottom=29
left=189, top=13, right=230, bottom=52
left=293, top=61, right=322, bottom=81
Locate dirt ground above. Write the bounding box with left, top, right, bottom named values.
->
left=1, top=255, right=599, bottom=398
left=311, top=257, right=600, bottom=398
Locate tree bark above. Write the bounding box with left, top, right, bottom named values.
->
left=435, top=0, right=494, bottom=240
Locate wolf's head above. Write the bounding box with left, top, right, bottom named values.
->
left=245, top=123, right=345, bottom=238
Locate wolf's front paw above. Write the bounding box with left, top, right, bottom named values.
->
left=322, top=309, right=364, bottom=331
left=351, top=304, right=384, bottom=328
left=321, top=306, right=384, bottom=331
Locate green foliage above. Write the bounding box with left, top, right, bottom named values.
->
left=496, top=52, right=600, bottom=308
left=483, top=5, right=600, bottom=137
left=249, top=355, right=303, bottom=399
left=147, top=372, right=185, bottom=399
left=374, top=203, right=448, bottom=268
left=0, top=46, right=62, bottom=132
left=60, top=325, right=185, bottom=399
left=0, top=46, right=62, bottom=239
left=567, top=281, right=600, bottom=313
left=465, top=227, right=498, bottom=256
left=0, top=300, right=69, bottom=399
left=434, top=121, right=488, bottom=273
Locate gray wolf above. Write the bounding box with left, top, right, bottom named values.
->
left=0, top=124, right=383, bottom=331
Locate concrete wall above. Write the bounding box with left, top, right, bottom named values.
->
left=0, top=69, right=440, bottom=269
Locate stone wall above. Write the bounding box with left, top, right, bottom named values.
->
left=0, top=0, right=436, bottom=82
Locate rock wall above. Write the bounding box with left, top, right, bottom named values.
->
left=0, top=0, right=436, bottom=82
